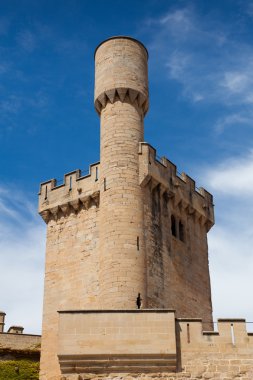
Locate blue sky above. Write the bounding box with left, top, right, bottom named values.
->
left=1, top=0, right=253, bottom=333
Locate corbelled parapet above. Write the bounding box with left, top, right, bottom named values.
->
left=139, top=142, right=214, bottom=231
left=94, top=36, right=149, bottom=115
left=38, top=162, right=100, bottom=223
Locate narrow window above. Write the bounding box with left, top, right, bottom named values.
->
left=171, top=215, right=176, bottom=237
left=149, top=151, right=151, bottom=164
left=179, top=220, right=184, bottom=242
left=187, top=323, right=190, bottom=343
left=137, top=236, right=140, bottom=251
left=231, top=323, right=235, bottom=345
left=136, top=293, right=142, bottom=309
left=95, top=167, right=98, bottom=181
left=44, top=186, right=48, bottom=200
left=69, top=176, right=72, bottom=191
left=104, top=177, right=106, bottom=191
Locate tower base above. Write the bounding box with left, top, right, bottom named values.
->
left=58, top=310, right=177, bottom=375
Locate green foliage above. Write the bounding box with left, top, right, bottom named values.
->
left=0, top=359, right=39, bottom=380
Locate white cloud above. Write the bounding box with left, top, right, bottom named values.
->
left=166, top=50, right=192, bottom=79
left=160, top=8, right=195, bottom=37
left=215, top=113, right=252, bottom=134
left=204, top=150, right=253, bottom=196
left=0, top=185, right=45, bottom=334
left=222, top=72, right=249, bottom=93
left=220, top=67, right=253, bottom=104
left=200, top=151, right=253, bottom=331
left=146, top=6, right=253, bottom=112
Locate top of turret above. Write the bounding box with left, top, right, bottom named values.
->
left=94, top=36, right=149, bottom=115
left=94, top=36, right=149, bottom=59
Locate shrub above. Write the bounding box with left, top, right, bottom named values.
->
left=0, top=359, right=39, bottom=380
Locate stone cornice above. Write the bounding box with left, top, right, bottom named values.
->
left=39, top=191, right=100, bottom=224
left=94, top=87, right=149, bottom=115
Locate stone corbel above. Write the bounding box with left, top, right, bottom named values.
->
left=150, top=178, right=160, bottom=192
left=91, top=192, right=100, bottom=207
left=80, top=196, right=91, bottom=210
left=70, top=199, right=80, bottom=212
left=40, top=210, right=51, bottom=224
left=60, top=204, right=70, bottom=216
left=50, top=206, right=59, bottom=221
left=187, top=205, right=196, bottom=216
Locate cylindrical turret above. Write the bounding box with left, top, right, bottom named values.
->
left=0, top=311, right=6, bottom=333
left=95, top=36, right=149, bottom=308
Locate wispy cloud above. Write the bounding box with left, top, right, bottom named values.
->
left=200, top=151, right=253, bottom=328
left=0, top=185, right=45, bottom=334
left=204, top=149, right=253, bottom=196
left=214, top=113, right=253, bottom=134
left=144, top=4, right=253, bottom=133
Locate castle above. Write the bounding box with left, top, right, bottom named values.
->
left=38, top=37, right=253, bottom=380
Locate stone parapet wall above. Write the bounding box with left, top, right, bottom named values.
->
left=59, top=314, right=253, bottom=380
left=0, top=332, right=40, bottom=351
left=139, top=142, right=214, bottom=231
left=178, top=318, right=253, bottom=378
left=58, top=310, right=177, bottom=375
left=38, top=162, right=100, bottom=223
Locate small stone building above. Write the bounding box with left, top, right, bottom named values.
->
left=38, top=37, right=253, bottom=380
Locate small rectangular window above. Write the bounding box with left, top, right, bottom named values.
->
left=44, top=186, right=48, bottom=200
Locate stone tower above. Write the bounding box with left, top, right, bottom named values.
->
left=38, top=37, right=214, bottom=379
left=95, top=37, right=149, bottom=308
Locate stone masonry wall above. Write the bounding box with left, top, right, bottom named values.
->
left=141, top=143, right=213, bottom=326
left=99, top=99, right=146, bottom=309
left=0, top=332, right=40, bottom=352
left=40, top=205, right=99, bottom=380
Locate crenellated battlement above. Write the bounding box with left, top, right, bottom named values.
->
left=178, top=318, right=253, bottom=351
left=38, top=162, right=100, bottom=223
left=139, top=142, right=214, bottom=231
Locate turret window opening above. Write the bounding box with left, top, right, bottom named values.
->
left=171, top=215, right=176, bottom=237
left=171, top=215, right=185, bottom=242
